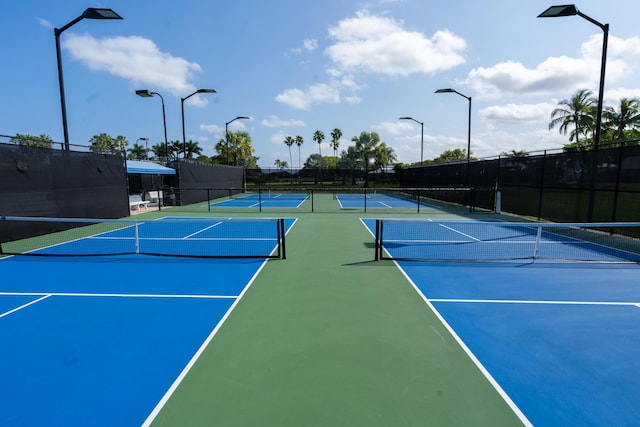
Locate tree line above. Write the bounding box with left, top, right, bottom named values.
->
left=10, top=89, right=640, bottom=169
left=10, top=130, right=259, bottom=168
left=277, top=129, right=397, bottom=173
left=549, top=89, right=640, bottom=149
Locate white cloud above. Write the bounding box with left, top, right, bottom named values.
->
left=35, top=17, right=52, bottom=29
left=372, top=120, right=416, bottom=136
left=261, top=115, right=306, bottom=128
left=63, top=33, right=207, bottom=105
left=466, top=34, right=640, bottom=99
left=325, top=10, right=466, bottom=76
left=275, top=76, right=362, bottom=109
left=275, top=70, right=366, bottom=109
left=303, top=38, right=318, bottom=52
left=199, top=124, right=223, bottom=135
left=274, top=88, right=310, bottom=109
left=479, top=102, right=554, bottom=125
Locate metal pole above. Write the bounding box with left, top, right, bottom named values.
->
left=54, top=29, right=70, bottom=151
left=420, top=121, right=424, bottom=166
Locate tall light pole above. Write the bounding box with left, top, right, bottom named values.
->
left=55, top=8, right=123, bottom=151
left=181, top=88, right=216, bottom=158
left=399, top=117, right=424, bottom=165
left=225, top=116, right=250, bottom=165
left=538, top=5, right=609, bottom=222
left=136, top=90, right=168, bottom=159
left=435, top=88, right=472, bottom=167
left=538, top=4, right=608, bottom=150
left=136, top=137, right=149, bottom=159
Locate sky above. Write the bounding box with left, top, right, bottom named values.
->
left=2, top=0, right=640, bottom=168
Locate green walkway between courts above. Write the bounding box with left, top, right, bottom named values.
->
left=150, top=200, right=524, bottom=426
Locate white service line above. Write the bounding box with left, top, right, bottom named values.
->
left=439, top=223, right=481, bottom=241
left=183, top=221, right=223, bottom=239
left=0, top=294, right=51, bottom=319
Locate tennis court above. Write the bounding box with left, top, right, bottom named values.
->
left=210, top=192, right=308, bottom=208
left=362, top=218, right=640, bottom=426
left=0, top=216, right=296, bottom=426
left=336, top=192, right=435, bottom=209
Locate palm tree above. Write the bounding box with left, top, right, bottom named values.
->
left=602, top=97, right=640, bottom=143
left=549, top=89, right=597, bottom=146
left=373, top=142, right=397, bottom=170
left=295, top=135, right=304, bottom=169
left=330, top=128, right=342, bottom=157
left=313, top=130, right=325, bottom=157
left=127, top=143, right=147, bottom=159
left=352, top=131, right=384, bottom=187
left=11, top=133, right=54, bottom=149
left=169, top=140, right=183, bottom=159
left=283, top=136, right=295, bottom=169
left=184, top=140, right=202, bottom=159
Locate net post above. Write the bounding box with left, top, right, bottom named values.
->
left=532, top=225, right=542, bottom=260
left=311, top=189, right=314, bottom=212
left=207, top=188, right=211, bottom=212
left=416, top=189, right=420, bottom=213
left=279, top=218, right=286, bottom=259
left=134, top=222, right=140, bottom=255
left=469, top=187, right=474, bottom=213
left=259, top=188, right=263, bottom=213
left=374, top=219, right=380, bottom=261
left=364, top=188, right=367, bottom=213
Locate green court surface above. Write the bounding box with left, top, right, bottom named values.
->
left=148, top=194, right=525, bottom=426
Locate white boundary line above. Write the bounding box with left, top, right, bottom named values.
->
left=358, top=217, right=533, bottom=427
left=0, top=294, right=51, bottom=319
left=140, top=254, right=269, bottom=426
left=430, top=298, right=640, bottom=306
left=0, top=291, right=236, bottom=299
left=140, top=216, right=298, bottom=426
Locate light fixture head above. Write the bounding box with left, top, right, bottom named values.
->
left=135, top=89, right=154, bottom=98
left=82, top=8, right=123, bottom=20
left=537, top=4, right=578, bottom=18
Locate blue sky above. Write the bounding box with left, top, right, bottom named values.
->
left=2, top=0, right=640, bottom=167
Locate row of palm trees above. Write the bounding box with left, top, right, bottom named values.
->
left=549, top=89, right=640, bottom=148
left=283, top=128, right=343, bottom=169
left=282, top=129, right=397, bottom=176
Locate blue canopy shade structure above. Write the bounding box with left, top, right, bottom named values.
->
left=126, top=160, right=175, bottom=175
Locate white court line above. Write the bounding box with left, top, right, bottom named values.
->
left=439, top=223, right=481, bottom=241
left=430, top=298, right=640, bottom=306
left=0, top=291, right=237, bottom=300
left=141, top=251, right=274, bottom=426
left=0, top=294, right=51, bottom=319
left=183, top=222, right=223, bottom=239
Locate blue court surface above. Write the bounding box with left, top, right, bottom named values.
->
left=0, top=217, right=296, bottom=426
left=337, top=193, right=434, bottom=209
left=211, top=192, right=308, bottom=208
left=362, top=218, right=640, bottom=426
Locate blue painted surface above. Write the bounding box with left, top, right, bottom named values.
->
left=361, top=218, right=640, bottom=426
left=212, top=193, right=308, bottom=208
left=0, top=217, right=297, bottom=426
left=337, top=194, right=434, bottom=209
left=0, top=295, right=233, bottom=426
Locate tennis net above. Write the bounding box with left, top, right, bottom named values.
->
left=373, top=219, right=640, bottom=263
left=0, top=216, right=287, bottom=259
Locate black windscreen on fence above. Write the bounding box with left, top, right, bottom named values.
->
left=395, top=142, right=640, bottom=222
left=169, top=160, right=244, bottom=206
left=0, top=143, right=129, bottom=242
